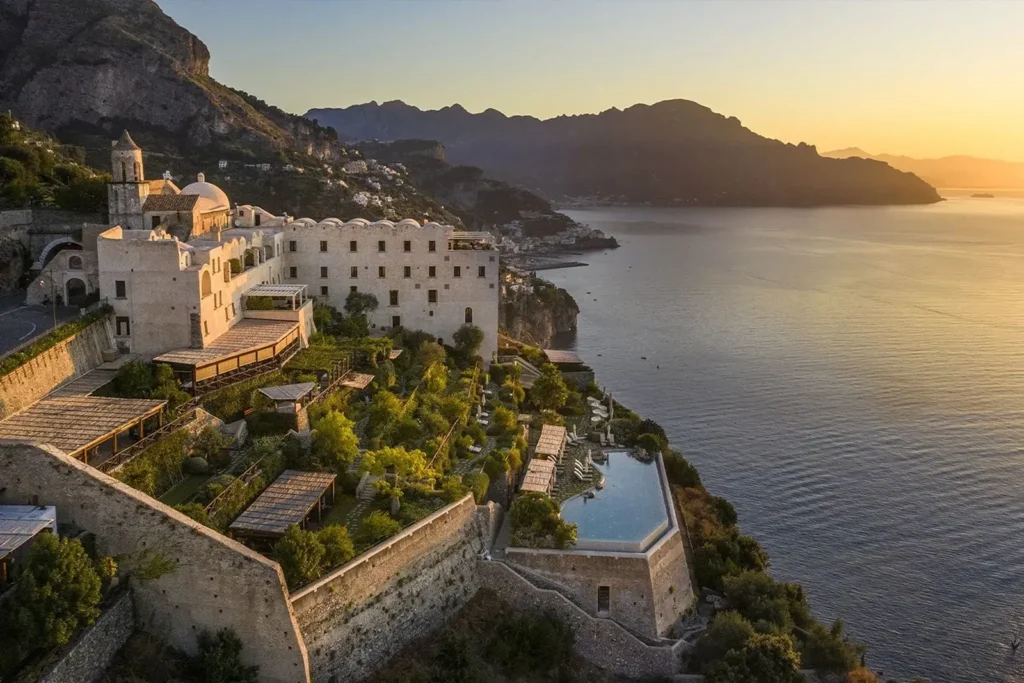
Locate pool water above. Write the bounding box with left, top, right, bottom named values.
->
left=560, top=450, right=670, bottom=552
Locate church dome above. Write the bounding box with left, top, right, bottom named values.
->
left=179, top=172, right=230, bottom=212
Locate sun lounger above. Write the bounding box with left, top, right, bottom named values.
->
left=469, top=445, right=483, bottom=454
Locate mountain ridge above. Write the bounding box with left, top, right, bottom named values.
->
left=822, top=148, right=1024, bottom=189
left=307, top=99, right=941, bottom=207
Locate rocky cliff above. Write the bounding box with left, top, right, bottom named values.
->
left=500, top=278, right=579, bottom=348
left=308, top=100, right=942, bottom=207
left=0, top=230, right=29, bottom=294
left=0, top=0, right=342, bottom=163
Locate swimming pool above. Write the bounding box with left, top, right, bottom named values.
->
left=559, top=450, right=671, bottom=552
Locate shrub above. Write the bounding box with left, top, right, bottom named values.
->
left=273, top=525, right=325, bottom=589
left=115, top=428, right=192, bottom=496
left=245, top=295, right=273, bottom=310
left=486, top=611, right=575, bottom=677
left=804, top=620, right=861, bottom=674
left=722, top=571, right=813, bottom=634
left=703, top=633, right=803, bottom=683
left=464, top=472, right=490, bottom=503
left=357, top=510, right=402, bottom=546
left=4, top=534, right=101, bottom=652
left=509, top=492, right=576, bottom=550
left=311, top=410, right=359, bottom=473
left=483, top=455, right=509, bottom=480
left=452, top=324, right=484, bottom=364
left=636, top=432, right=665, bottom=454
left=694, top=612, right=755, bottom=672
left=192, top=425, right=231, bottom=469
left=175, top=503, right=211, bottom=526
left=441, top=475, right=468, bottom=503
left=244, top=411, right=296, bottom=437
left=845, top=669, right=879, bottom=683
left=228, top=258, right=242, bottom=275
left=189, top=629, right=259, bottom=683
left=318, top=525, right=355, bottom=568
left=529, top=364, right=568, bottom=411
left=0, top=306, right=112, bottom=376
left=488, top=363, right=507, bottom=385
left=664, top=448, right=703, bottom=488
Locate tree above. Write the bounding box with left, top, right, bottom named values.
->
left=722, top=571, right=811, bottom=633
left=804, top=620, right=861, bottom=674
left=192, top=425, right=231, bottom=469
left=490, top=406, right=518, bottom=438
left=844, top=669, right=878, bottom=683
left=422, top=360, right=448, bottom=394
left=635, top=432, right=664, bottom=454
left=664, top=449, right=703, bottom=488
left=453, top=324, right=484, bottom=362
left=704, top=633, right=803, bottom=683
left=312, top=410, right=359, bottom=472
left=509, top=492, right=577, bottom=550
left=368, top=390, right=404, bottom=439
left=694, top=612, right=755, bottom=672
left=344, top=290, right=378, bottom=316
left=358, top=510, right=402, bottom=546
left=6, top=534, right=101, bottom=650
left=530, top=364, right=568, bottom=411
left=115, top=360, right=155, bottom=397
left=190, top=629, right=259, bottom=683
left=416, top=340, right=447, bottom=369
left=464, top=472, right=490, bottom=503
left=318, top=525, right=355, bottom=568
left=363, top=446, right=435, bottom=486
left=273, top=525, right=325, bottom=589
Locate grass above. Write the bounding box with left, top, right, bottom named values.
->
left=159, top=474, right=212, bottom=506
left=321, top=494, right=359, bottom=529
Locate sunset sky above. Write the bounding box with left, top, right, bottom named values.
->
left=160, top=0, right=1024, bottom=161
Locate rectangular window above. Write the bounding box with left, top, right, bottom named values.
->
left=403, top=240, right=411, bottom=252
left=453, top=266, right=461, bottom=278
left=319, top=240, right=328, bottom=252
left=254, top=214, right=261, bottom=227
left=389, top=290, right=399, bottom=306
left=597, top=586, right=611, bottom=614
left=403, top=265, right=411, bottom=278
left=203, top=320, right=209, bottom=336
left=151, top=215, right=160, bottom=229
left=289, top=266, right=297, bottom=279
left=428, top=289, right=438, bottom=304
left=350, top=285, right=358, bottom=293
left=350, top=266, right=358, bottom=278
left=478, top=266, right=486, bottom=277
left=224, top=308, right=229, bottom=322
left=115, top=316, right=130, bottom=336
left=320, top=286, right=329, bottom=296
left=392, top=315, right=401, bottom=328
left=320, top=266, right=328, bottom=278
left=428, top=240, right=436, bottom=252
left=489, top=256, right=495, bottom=262
left=378, top=240, right=386, bottom=253
left=115, top=280, right=126, bottom=299
left=231, top=303, right=236, bottom=317
left=378, top=266, right=386, bottom=278
left=428, top=266, right=436, bottom=278
left=350, top=240, right=357, bottom=252
left=289, top=240, right=296, bottom=252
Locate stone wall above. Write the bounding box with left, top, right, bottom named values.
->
left=0, top=443, right=310, bottom=683
left=0, top=316, right=114, bottom=420
left=478, top=560, right=682, bottom=679
left=39, top=589, right=135, bottom=683
left=290, top=496, right=497, bottom=683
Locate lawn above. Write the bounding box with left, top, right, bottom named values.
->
left=320, top=493, right=359, bottom=529
left=159, top=474, right=212, bottom=506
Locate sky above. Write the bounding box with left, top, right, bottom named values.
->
left=159, top=0, right=1024, bottom=161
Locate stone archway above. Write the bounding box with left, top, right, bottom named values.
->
left=66, top=278, right=87, bottom=306
left=35, top=238, right=82, bottom=270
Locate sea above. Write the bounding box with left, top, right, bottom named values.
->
left=541, top=195, right=1024, bottom=683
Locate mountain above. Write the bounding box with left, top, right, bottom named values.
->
left=0, top=0, right=341, bottom=164
left=306, top=100, right=941, bottom=207
left=822, top=148, right=1024, bottom=189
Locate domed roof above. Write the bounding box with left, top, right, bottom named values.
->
left=179, top=172, right=230, bottom=212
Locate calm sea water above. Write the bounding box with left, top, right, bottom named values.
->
left=545, top=199, right=1024, bottom=683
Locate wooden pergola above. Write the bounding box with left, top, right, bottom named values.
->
left=0, top=396, right=166, bottom=467
left=154, top=319, right=300, bottom=392
left=229, top=470, right=337, bottom=540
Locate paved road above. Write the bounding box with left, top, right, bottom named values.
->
left=0, top=292, right=81, bottom=356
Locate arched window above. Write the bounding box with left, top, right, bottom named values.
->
left=120, top=162, right=126, bottom=182
left=67, top=255, right=82, bottom=270
left=201, top=271, right=212, bottom=297
left=465, top=307, right=473, bottom=324
left=244, top=251, right=255, bottom=268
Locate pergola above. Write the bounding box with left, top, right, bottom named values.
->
left=243, top=283, right=309, bottom=311
left=340, top=372, right=375, bottom=390
left=0, top=396, right=166, bottom=466
left=229, top=470, right=337, bottom=540
left=534, top=424, right=567, bottom=460
left=521, top=458, right=557, bottom=495
left=154, top=319, right=300, bottom=391
left=543, top=349, right=585, bottom=366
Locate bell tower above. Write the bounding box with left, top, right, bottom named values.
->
left=107, top=130, right=149, bottom=230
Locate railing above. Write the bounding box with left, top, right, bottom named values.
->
left=307, top=356, right=353, bottom=407
left=192, top=337, right=300, bottom=394
left=97, top=408, right=198, bottom=473
left=203, top=456, right=266, bottom=516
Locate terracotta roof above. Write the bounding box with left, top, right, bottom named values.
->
left=147, top=178, right=181, bottom=195
left=142, top=194, right=199, bottom=213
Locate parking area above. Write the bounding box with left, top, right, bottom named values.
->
left=0, top=292, right=80, bottom=357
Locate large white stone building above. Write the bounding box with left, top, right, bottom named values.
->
left=33, top=132, right=498, bottom=385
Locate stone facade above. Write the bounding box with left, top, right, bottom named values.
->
left=0, top=443, right=310, bottom=683
left=0, top=317, right=113, bottom=420
left=290, top=496, right=497, bottom=682
left=39, top=589, right=135, bottom=683
left=478, top=561, right=684, bottom=679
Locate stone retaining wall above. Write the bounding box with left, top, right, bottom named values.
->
left=39, top=589, right=134, bottom=683
left=0, top=443, right=310, bottom=683
left=0, top=317, right=113, bottom=419
left=478, top=560, right=682, bottom=679
left=290, top=496, right=497, bottom=682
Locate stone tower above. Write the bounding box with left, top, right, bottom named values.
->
left=107, top=130, right=149, bottom=230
